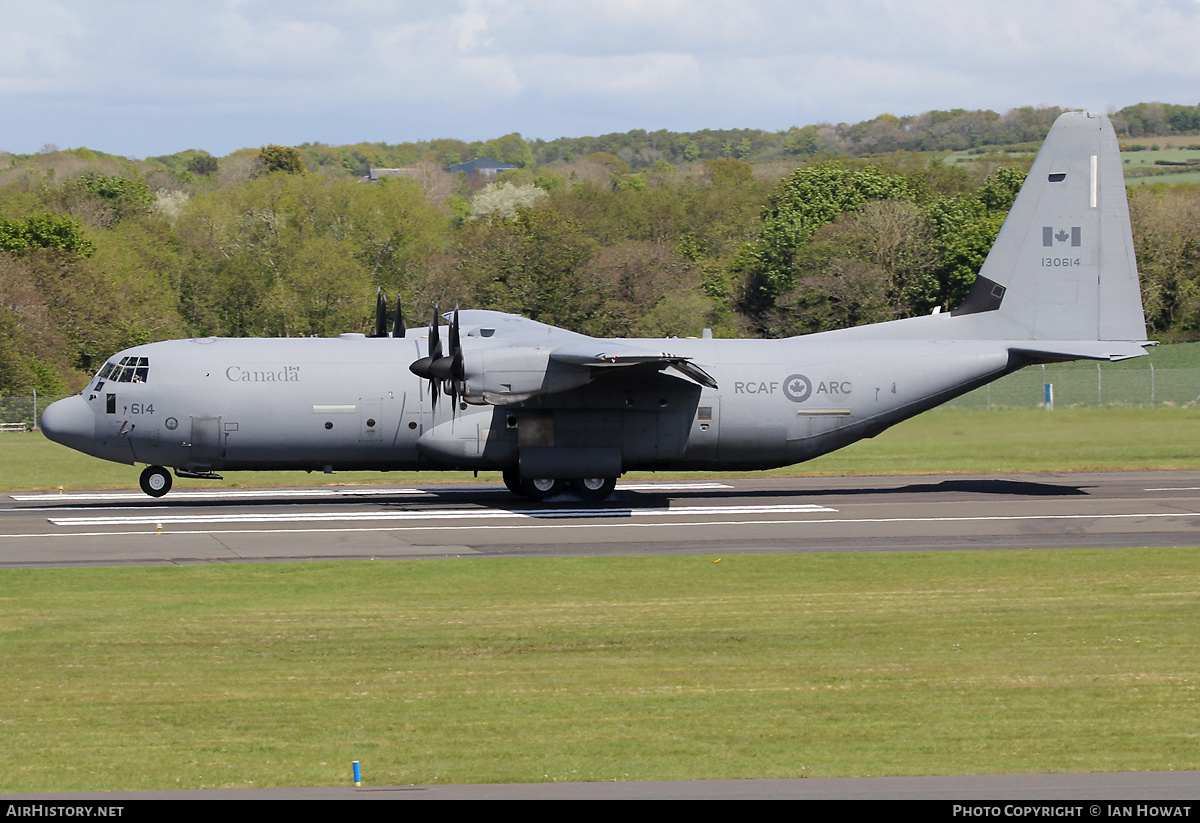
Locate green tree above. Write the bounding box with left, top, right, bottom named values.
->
left=705, top=159, right=754, bottom=188
left=740, top=162, right=917, bottom=304
left=781, top=125, right=821, bottom=157
left=481, top=133, right=536, bottom=169
left=456, top=206, right=600, bottom=330
left=55, top=173, right=154, bottom=228
left=258, top=144, right=308, bottom=176
left=1128, top=184, right=1200, bottom=337
left=0, top=306, right=38, bottom=392
left=977, top=166, right=1025, bottom=211
left=187, top=154, right=219, bottom=177
left=0, top=214, right=94, bottom=256
left=922, top=167, right=1025, bottom=307
left=173, top=172, right=447, bottom=337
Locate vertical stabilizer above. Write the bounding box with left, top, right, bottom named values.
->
left=953, top=112, right=1147, bottom=344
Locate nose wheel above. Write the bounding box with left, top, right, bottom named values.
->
left=139, top=466, right=172, bottom=498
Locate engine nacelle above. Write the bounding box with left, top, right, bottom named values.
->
left=461, top=347, right=594, bottom=405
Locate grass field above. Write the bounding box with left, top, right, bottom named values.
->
left=2, top=549, right=1198, bottom=791
left=945, top=142, right=1200, bottom=187
left=2, top=407, right=1200, bottom=494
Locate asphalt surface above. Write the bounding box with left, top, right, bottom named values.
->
left=3, top=471, right=1200, bottom=568
left=4, top=471, right=1199, bottom=800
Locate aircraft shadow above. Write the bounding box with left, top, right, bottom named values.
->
left=645, top=478, right=1092, bottom=500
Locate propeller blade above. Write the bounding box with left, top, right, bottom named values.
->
left=430, top=309, right=459, bottom=381
left=392, top=294, right=406, bottom=338
left=449, top=305, right=464, bottom=380
left=373, top=288, right=387, bottom=337
left=429, top=304, right=442, bottom=361
left=449, top=306, right=465, bottom=410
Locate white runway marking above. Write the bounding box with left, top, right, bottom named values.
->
left=10, top=482, right=733, bottom=503
left=47, top=503, right=836, bottom=528
left=13, top=488, right=430, bottom=502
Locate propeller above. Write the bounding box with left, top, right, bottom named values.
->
left=409, top=304, right=444, bottom=409
left=408, top=304, right=465, bottom=412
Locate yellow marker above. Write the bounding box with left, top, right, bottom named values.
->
left=58, top=485, right=63, bottom=494
left=156, top=523, right=162, bottom=535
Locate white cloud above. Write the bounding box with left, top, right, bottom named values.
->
left=0, top=0, right=1197, bottom=155
left=520, top=53, right=703, bottom=98
left=0, top=3, right=87, bottom=93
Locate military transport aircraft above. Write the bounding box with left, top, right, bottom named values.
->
left=40, top=112, right=1151, bottom=502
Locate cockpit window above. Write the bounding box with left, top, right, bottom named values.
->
left=96, top=356, right=150, bottom=386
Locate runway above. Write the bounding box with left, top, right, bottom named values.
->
left=2, top=470, right=1200, bottom=567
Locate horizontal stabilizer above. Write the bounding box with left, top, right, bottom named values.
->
left=1010, top=340, right=1153, bottom=363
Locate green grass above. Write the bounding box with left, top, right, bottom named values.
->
left=2, top=550, right=1198, bottom=791
left=945, top=143, right=1200, bottom=186
left=803, top=407, right=1200, bottom=475
left=1121, top=148, right=1200, bottom=186
left=2, top=406, right=1198, bottom=493
left=1121, top=148, right=1200, bottom=170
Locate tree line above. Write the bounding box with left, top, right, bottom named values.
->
left=5, top=101, right=1180, bottom=179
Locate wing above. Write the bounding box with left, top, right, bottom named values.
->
left=547, top=341, right=718, bottom=389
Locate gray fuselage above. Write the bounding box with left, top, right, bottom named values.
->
left=54, top=319, right=1016, bottom=477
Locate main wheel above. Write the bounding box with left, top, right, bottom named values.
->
left=518, top=477, right=564, bottom=501
left=502, top=468, right=522, bottom=495
left=139, top=466, right=172, bottom=498
left=571, top=477, right=617, bottom=502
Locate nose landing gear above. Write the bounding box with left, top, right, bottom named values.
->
left=139, top=465, right=172, bottom=498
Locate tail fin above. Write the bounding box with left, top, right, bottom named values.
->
left=953, top=111, right=1148, bottom=349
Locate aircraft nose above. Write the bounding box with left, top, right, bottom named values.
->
left=40, top=395, right=96, bottom=455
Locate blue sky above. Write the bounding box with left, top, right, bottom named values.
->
left=2, top=0, right=1197, bottom=158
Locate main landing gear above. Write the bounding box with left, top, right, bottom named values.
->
left=502, top=470, right=617, bottom=502
left=139, top=465, right=172, bottom=498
